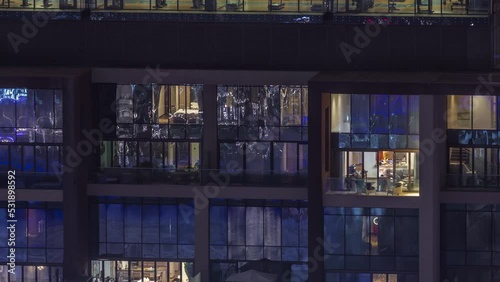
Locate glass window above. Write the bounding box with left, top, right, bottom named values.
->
left=98, top=198, right=194, bottom=260
left=228, top=206, right=246, bottom=246
left=325, top=208, right=418, bottom=272
left=217, top=85, right=307, bottom=141
left=107, top=204, right=124, bottom=243
left=371, top=95, right=389, bottom=134
left=473, top=96, right=496, bottom=130
left=389, top=96, right=408, bottom=134
left=351, top=95, right=370, bottom=134
left=160, top=205, right=178, bottom=245
left=280, top=87, right=301, bottom=126
left=211, top=201, right=307, bottom=262
left=274, top=143, right=298, bottom=174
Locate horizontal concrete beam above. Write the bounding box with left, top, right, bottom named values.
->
left=88, top=184, right=308, bottom=200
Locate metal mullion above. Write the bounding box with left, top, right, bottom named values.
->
left=7, top=144, right=11, bottom=171
left=270, top=142, right=274, bottom=179
left=140, top=201, right=144, bottom=255
left=262, top=205, right=265, bottom=259
left=243, top=143, right=247, bottom=184
left=296, top=143, right=300, bottom=179
left=406, top=95, right=409, bottom=136
left=184, top=86, right=188, bottom=139
left=471, top=95, right=474, bottom=131
left=45, top=146, right=49, bottom=176
left=484, top=148, right=488, bottom=188
left=52, top=90, right=55, bottom=135
left=244, top=205, right=247, bottom=260
left=124, top=203, right=127, bottom=260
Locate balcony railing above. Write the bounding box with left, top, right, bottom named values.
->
left=324, top=176, right=419, bottom=196
left=0, top=171, right=63, bottom=189
left=90, top=167, right=308, bottom=187
left=0, top=0, right=491, bottom=18
left=446, top=173, right=500, bottom=190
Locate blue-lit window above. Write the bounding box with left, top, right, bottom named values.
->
left=328, top=94, right=419, bottom=196
left=0, top=202, right=64, bottom=264
left=0, top=89, right=63, bottom=188
left=440, top=204, right=500, bottom=282
left=96, top=197, right=195, bottom=260
left=331, top=94, right=419, bottom=149
left=210, top=200, right=308, bottom=262
left=324, top=208, right=418, bottom=273
left=218, top=142, right=308, bottom=187
left=217, top=85, right=308, bottom=142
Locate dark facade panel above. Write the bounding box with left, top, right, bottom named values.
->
left=242, top=25, right=272, bottom=67
left=388, top=27, right=417, bottom=70
left=0, top=21, right=493, bottom=71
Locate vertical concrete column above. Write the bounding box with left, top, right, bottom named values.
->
left=63, top=72, right=92, bottom=281
left=307, top=84, right=327, bottom=282
left=202, top=84, right=218, bottom=171
left=418, top=94, right=446, bottom=282
left=194, top=84, right=217, bottom=282
left=194, top=203, right=210, bottom=282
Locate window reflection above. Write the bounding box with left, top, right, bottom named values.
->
left=331, top=150, right=419, bottom=195
left=324, top=208, right=419, bottom=273
left=210, top=200, right=308, bottom=262
left=219, top=142, right=307, bottom=186
left=101, top=141, right=200, bottom=170
left=0, top=205, right=63, bottom=265
left=217, top=85, right=307, bottom=142
left=98, top=198, right=195, bottom=260
left=92, top=260, right=193, bottom=282
left=115, top=84, right=203, bottom=139
left=448, top=95, right=497, bottom=130
left=0, top=89, right=63, bottom=183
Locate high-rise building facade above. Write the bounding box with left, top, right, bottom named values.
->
left=0, top=1, right=498, bottom=281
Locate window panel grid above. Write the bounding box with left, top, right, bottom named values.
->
left=217, top=85, right=308, bottom=142
left=210, top=201, right=308, bottom=262
left=97, top=199, right=195, bottom=260
left=441, top=204, right=500, bottom=269
left=324, top=208, right=418, bottom=272
left=0, top=203, right=63, bottom=264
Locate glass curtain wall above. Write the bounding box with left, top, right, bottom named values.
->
left=217, top=85, right=308, bottom=186
left=441, top=204, right=500, bottom=282
left=329, top=94, right=419, bottom=196
left=324, top=208, right=419, bottom=281
left=446, top=95, right=500, bottom=190
left=210, top=199, right=308, bottom=282
left=0, top=202, right=63, bottom=282
left=96, top=197, right=195, bottom=260
left=0, top=88, right=63, bottom=189
left=96, top=84, right=202, bottom=185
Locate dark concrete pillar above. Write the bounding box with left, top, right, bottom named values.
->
left=63, top=72, right=92, bottom=281
left=194, top=203, right=210, bottom=282
left=418, top=94, right=446, bottom=282
left=307, top=84, right=327, bottom=281
left=202, top=84, right=218, bottom=171
left=194, top=84, right=217, bottom=282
